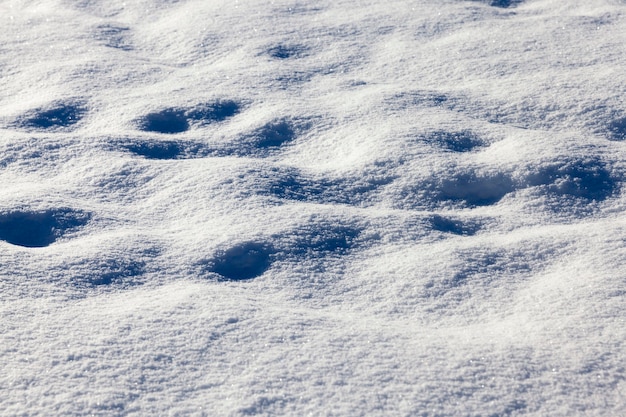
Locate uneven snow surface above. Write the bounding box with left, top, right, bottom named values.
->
left=1, top=0, right=626, bottom=415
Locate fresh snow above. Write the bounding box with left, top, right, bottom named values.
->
left=1, top=0, right=625, bottom=415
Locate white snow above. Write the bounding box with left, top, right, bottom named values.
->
left=1, top=0, right=625, bottom=415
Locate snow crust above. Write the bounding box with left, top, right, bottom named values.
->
left=1, top=0, right=625, bottom=415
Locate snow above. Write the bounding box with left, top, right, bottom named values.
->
left=1, top=0, right=625, bottom=415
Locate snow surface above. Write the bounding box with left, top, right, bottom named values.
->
left=1, top=0, right=625, bottom=415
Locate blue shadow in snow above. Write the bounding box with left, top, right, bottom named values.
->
left=429, top=215, right=481, bottom=236
left=88, top=258, right=147, bottom=286
left=119, top=139, right=209, bottom=160
left=260, top=166, right=393, bottom=206
left=430, top=171, right=515, bottom=207
left=526, top=159, right=616, bottom=202
left=18, top=101, right=85, bottom=130
left=500, top=399, right=528, bottom=415
left=0, top=209, right=90, bottom=248
left=388, top=90, right=450, bottom=111
left=94, top=24, right=132, bottom=51
left=283, top=223, right=364, bottom=258
left=273, top=71, right=315, bottom=89
left=209, top=242, right=275, bottom=281
left=204, top=223, right=365, bottom=281
left=250, top=119, right=298, bottom=148
left=222, top=118, right=304, bottom=158
left=70, top=247, right=160, bottom=288
left=185, top=100, right=241, bottom=124
left=607, top=117, right=626, bottom=141
left=136, top=100, right=241, bottom=134
left=267, top=44, right=309, bottom=59
left=123, top=140, right=185, bottom=159
left=423, top=249, right=532, bottom=299
left=137, top=109, right=189, bottom=134
left=426, top=130, right=485, bottom=153
left=472, top=0, right=523, bottom=7
left=489, top=0, right=523, bottom=7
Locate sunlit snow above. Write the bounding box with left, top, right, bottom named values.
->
left=1, top=0, right=625, bottom=415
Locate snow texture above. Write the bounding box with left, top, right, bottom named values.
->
left=1, top=0, right=625, bottom=416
